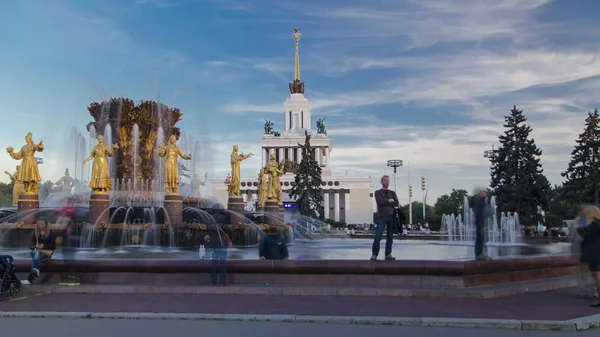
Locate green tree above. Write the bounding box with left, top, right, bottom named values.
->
left=434, top=189, right=469, bottom=216
left=561, top=109, right=600, bottom=204
left=399, top=201, right=435, bottom=225
left=289, top=132, right=324, bottom=219
left=0, top=181, right=13, bottom=207
left=490, top=106, right=551, bottom=225
left=547, top=184, right=577, bottom=221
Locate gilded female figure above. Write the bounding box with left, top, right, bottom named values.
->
left=6, top=133, right=44, bottom=194
left=83, top=135, right=118, bottom=193
left=193, top=172, right=208, bottom=197
left=257, top=168, right=267, bottom=207
left=4, top=165, right=24, bottom=205
left=265, top=153, right=285, bottom=204
left=229, top=145, right=253, bottom=197
left=158, top=135, right=192, bottom=194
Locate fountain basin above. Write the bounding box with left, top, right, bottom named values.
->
left=11, top=255, right=581, bottom=289
left=0, top=223, right=294, bottom=248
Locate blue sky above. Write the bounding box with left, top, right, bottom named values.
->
left=1, top=0, right=599, bottom=205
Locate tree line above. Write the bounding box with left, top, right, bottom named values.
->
left=290, top=105, right=599, bottom=230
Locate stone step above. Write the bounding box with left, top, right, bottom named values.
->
left=20, top=275, right=591, bottom=299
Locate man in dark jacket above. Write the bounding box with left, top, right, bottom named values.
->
left=371, top=175, right=399, bottom=261
left=259, top=227, right=289, bottom=260
left=472, top=187, right=491, bottom=260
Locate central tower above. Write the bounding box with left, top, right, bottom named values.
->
left=260, top=28, right=332, bottom=177
left=283, top=28, right=311, bottom=136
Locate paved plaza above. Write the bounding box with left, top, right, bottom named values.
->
left=1, top=286, right=599, bottom=331
left=0, top=317, right=598, bottom=337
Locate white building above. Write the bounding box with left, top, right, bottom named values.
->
left=210, top=29, right=374, bottom=224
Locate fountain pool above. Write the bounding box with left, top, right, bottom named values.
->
left=0, top=238, right=570, bottom=261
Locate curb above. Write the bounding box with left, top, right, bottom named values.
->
left=0, top=311, right=599, bottom=331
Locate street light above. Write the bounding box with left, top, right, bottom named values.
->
left=483, top=144, right=497, bottom=161
left=386, top=159, right=403, bottom=192
left=421, top=176, right=427, bottom=220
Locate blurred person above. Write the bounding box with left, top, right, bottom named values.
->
left=259, top=226, right=289, bottom=260
left=576, top=205, right=600, bottom=307
left=57, top=202, right=80, bottom=286
left=206, top=226, right=230, bottom=286
left=371, top=175, right=398, bottom=261
left=570, top=205, right=597, bottom=299
left=21, top=218, right=55, bottom=285
left=471, top=187, right=491, bottom=260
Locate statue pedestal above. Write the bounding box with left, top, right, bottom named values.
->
left=89, top=193, right=110, bottom=225
left=18, top=193, right=39, bottom=224
left=164, top=193, right=183, bottom=224
left=227, top=196, right=245, bottom=226
left=263, top=200, right=283, bottom=226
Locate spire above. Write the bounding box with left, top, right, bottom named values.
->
left=289, top=28, right=305, bottom=94
left=293, top=27, right=301, bottom=81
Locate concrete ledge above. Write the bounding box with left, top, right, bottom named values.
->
left=0, top=311, right=597, bottom=331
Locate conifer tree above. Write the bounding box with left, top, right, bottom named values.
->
left=490, top=106, right=551, bottom=225
left=289, top=131, right=324, bottom=219
left=561, top=109, right=600, bottom=204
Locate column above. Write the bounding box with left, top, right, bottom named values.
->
left=339, top=190, right=346, bottom=223
left=322, top=190, right=328, bottom=219
left=297, top=147, right=302, bottom=163
left=278, top=148, right=284, bottom=163
left=346, top=192, right=351, bottom=221
left=250, top=191, right=257, bottom=211
left=288, top=147, right=294, bottom=161
left=315, top=147, right=321, bottom=166
left=323, top=147, right=329, bottom=167
left=334, top=191, right=340, bottom=222
left=328, top=191, right=335, bottom=220
left=263, top=148, right=268, bottom=167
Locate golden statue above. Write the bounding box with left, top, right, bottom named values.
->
left=265, top=153, right=285, bottom=204
left=6, top=133, right=44, bottom=194
left=55, top=168, right=74, bottom=193
left=4, top=165, right=24, bottom=205
left=224, top=175, right=234, bottom=196
left=83, top=135, right=119, bottom=193
left=158, top=135, right=192, bottom=194
left=193, top=172, right=208, bottom=197
left=257, top=168, right=267, bottom=208
left=229, top=145, right=253, bottom=198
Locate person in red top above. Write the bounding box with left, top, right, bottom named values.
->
left=371, top=175, right=399, bottom=261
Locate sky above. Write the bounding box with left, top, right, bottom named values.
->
left=0, top=0, right=599, bottom=206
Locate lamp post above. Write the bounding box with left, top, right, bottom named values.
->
left=483, top=144, right=497, bottom=161
left=421, top=176, right=426, bottom=220
left=386, top=159, right=403, bottom=192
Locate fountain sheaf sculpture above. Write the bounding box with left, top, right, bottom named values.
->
left=83, top=135, right=119, bottom=193
left=158, top=135, right=192, bottom=195
left=6, top=133, right=44, bottom=194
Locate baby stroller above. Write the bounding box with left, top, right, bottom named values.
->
left=0, top=255, right=21, bottom=301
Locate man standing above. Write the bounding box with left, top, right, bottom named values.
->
left=472, top=187, right=491, bottom=260
left=371, top=175, right=398, bottom=261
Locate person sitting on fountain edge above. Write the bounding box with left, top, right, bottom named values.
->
left=472, top=187, right=491, bottom=261
left=371, top=175, right=398, bottom=261
left=22, top=218, right=56, bottom=284
left=259, top=226, right=288, bottom=260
